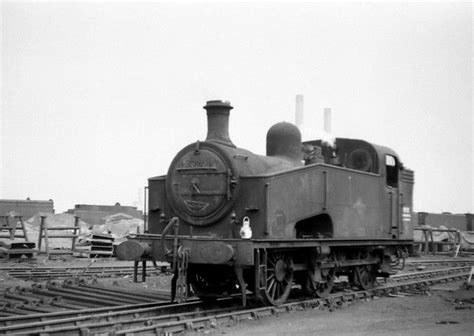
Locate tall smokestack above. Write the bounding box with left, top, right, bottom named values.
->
left=203, top=100, right=235, bottom=147
left=295, top=94, right=304, bottom=130
left=323, top=107, right=332, bottom=134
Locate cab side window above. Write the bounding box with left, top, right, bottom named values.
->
left=386, top=155, right=398, bottom=188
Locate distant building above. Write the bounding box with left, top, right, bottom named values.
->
left=66, top=203, right=142, bottom=225
left=0, top=199, right=55, bottom=219
left=414, top=212, right=473, bottom=231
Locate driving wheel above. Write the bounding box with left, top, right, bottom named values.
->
left=354, top=265, right=377, bottom=290
left=260, top=251, right=294, bottom=306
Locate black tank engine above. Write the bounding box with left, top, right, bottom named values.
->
left=117, top=100, right=415, bottom=306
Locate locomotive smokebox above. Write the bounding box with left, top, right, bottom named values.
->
left=266, top=122, right=303, bottom=164
left=204, top=100, right=235, bottom=147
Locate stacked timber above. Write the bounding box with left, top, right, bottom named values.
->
left=90, top=233, right=114, bottom=257
left=0, top=241, right=37, bottom=259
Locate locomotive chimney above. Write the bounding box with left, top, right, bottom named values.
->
left=204, top=100, right=235, bottom=147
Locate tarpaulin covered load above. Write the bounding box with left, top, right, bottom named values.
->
left=459, top=231, right=474, bottom=251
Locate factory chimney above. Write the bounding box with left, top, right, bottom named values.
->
left=203, top=100, right=235, bottom=147
left=295, top=94, right=304, bottom=130
left=324, top=107, right=332, bottom=133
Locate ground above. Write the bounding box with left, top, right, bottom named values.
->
left=203, top=281, right=474, bottom=336
left=0, top=256, right=473, bottom=335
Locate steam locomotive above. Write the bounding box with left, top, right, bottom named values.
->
left=117, top=100, right=415, bottom=306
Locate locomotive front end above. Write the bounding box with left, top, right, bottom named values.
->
left=161, top=100, right=243, bottom=264
left=166, top=103, right=240, bottom=227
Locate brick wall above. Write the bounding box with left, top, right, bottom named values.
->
left=0, top=199, right=54, bottom=219
left=66, top=203, right=142, bottom=225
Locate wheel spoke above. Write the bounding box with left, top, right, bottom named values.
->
left=271, top=281, right=277, bottom=298
left=267, top=277, right=275, bottom=290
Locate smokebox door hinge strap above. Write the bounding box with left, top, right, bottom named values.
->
left=227, top=168, right=237, bottom=200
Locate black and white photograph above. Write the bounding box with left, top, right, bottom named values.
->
left=0, top=1, right=472, bottom=335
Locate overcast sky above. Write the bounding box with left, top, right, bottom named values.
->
left=1, top=1, right=472, bottom=214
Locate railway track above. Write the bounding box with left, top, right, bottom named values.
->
left=0, top=297, right=240, bottom=335
left=0, top=264, right=169, bottom=280
left=0, top=279, right=171, bottom=317
left=3, top=257, right=470, bottom=281
left=0, top=264, right=471, bottom=335
left=404, top=258, right=474, bottom=268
